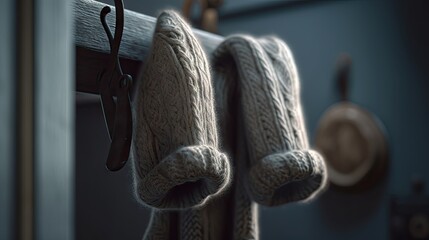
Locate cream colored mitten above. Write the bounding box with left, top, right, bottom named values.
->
left=131, top=10, right=231, bottom=210
left=213, top=35, right=327, bottom=207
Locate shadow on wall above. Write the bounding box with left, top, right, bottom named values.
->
left=75, top=100, right=150, bottom=240
left=397, top=0, right=429, bottom=81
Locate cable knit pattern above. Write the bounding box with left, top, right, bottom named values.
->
left=233, top=178, right=259, bottom=239
left=213, top=35, right=327, bottom=209
left=131, top=10, right=231, bottom=239
left=209, top=35, right=328, bottom=240
left=142, top=211, right=171, bottom=240
left=132, top=10, right=326, bottom=239
left=181, top=208, right=206, bottom=239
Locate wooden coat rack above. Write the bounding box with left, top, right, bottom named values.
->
left=75, top=0, right=223, bottom=94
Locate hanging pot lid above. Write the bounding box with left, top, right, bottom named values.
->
left=314, top=54, right=388, bottom=190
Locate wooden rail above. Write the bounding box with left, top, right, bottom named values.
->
left=75, top=0, right=223, bottom=94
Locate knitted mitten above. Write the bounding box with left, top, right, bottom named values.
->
left=213, top=35, right=327, bottom=208
left=131, top=10, right=231, bottom=210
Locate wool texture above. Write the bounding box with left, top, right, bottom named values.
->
left=212, top=35, right=328, bottom=238
left=131, top=10, right=231, bottom=239
left=132, top=10, right=327, bottom=240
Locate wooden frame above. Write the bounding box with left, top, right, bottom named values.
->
left=75, top=0, right=223, bottom=94
left=34, top=0, right=74, bottom=239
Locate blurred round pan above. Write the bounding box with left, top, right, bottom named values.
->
left=315, top=102, right=388, bottom=191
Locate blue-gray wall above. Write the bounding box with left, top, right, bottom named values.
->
left=83, top=1, right=429, bottom=239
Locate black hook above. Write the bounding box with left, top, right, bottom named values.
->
left=98, top=0, right=132, bottom=171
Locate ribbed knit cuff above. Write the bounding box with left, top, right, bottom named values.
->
left=135, top=145, right=230, bottom=209
left=247, top=149, right=327, bottom=206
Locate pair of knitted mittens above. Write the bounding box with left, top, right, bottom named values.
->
left=131, top=10, right=327, bottom=240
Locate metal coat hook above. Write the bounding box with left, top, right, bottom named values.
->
left=98, top=0, right=132, bottom=171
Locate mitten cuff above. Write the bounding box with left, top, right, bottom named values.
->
left=136, top=145, right=231, bottom=209
left=247, top=149, right=327, bottom=206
